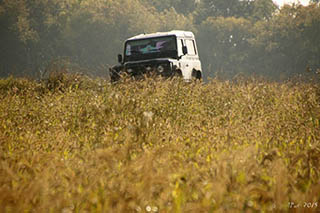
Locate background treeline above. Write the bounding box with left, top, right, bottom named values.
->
left=0, top=0, right=319, bottom=79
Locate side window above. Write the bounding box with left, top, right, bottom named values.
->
left=185, top=39, right=196, bottom=55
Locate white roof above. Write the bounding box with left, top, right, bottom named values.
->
left=127, top=30, right=194, bottom=41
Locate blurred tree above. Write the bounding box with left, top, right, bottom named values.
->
left=249, top=4, right=320, bottom=78
left=194, top=0, right=255, bottom=24
left=0, top=0, right=35, bottom=76
left=158, top=8, right=195, bottom=32
left=0, top=0, right=80, bottom=77
left=197, top=17, right=253, bottom=78
left=143, top=0, right=198, bottom=14
left=194, top=0, right=277, bottom=24
left=251, top=0, right=277, bottom=21
left=294, top=4, right=320, bottom=71
left=0, top=0, right=318, bottom=79
left=0, top=0, right=195, bottom=77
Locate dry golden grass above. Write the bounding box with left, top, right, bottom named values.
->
left=0, top=74, right=319, bottom=212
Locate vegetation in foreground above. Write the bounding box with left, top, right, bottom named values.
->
left=1, top=0, right=320, bottom=79
left=0, top=74, right=320, bottom=212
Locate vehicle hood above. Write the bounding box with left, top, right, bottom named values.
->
left=124, top=58, right=174, bottom=67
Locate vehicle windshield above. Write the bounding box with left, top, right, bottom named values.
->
left=124, top=36, right=177, bottom=62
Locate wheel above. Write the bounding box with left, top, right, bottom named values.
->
left=192, top=69, right=202, bottom=80
left=109, top=68, right=121, bottom=82
left=172, top=69, right=182, bottom=79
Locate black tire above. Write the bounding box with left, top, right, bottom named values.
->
left=192, top=69, right=202, bottom=80
left=109, top=68, right=121, bottom=82
left=171, top=69, right=182, bottom=79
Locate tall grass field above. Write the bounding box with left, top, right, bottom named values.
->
left=0, top=73, right=319, bottom=212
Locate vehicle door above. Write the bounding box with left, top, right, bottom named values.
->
left=177, top=37, right=199, bottom=80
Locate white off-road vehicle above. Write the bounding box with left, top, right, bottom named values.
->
left=110, top=30, right=202, bottom=81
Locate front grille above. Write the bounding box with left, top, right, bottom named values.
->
left=125, top=62, right=172, bottom=77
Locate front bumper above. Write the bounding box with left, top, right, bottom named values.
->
left=125, top=61, right=174, bottom=78
left=110, top=60, right=180, bottom=82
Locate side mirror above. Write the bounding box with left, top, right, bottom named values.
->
left=182, top=46, right=188, bottom=55
left=118, top=54, right=123, bottom=63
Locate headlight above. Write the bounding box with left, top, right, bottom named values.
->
left=157, top=65, right=164, bottom=73
left=146, top=66, right=152, bottom=71
left=127, top=68, right=133, bottom=73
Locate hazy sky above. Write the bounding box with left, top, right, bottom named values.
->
left=273, top=0, right=309, bottom=7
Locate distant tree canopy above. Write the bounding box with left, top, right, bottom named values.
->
left=0, top=0, right=319, bottom=79
left=143, top=0, right=198, bottom=14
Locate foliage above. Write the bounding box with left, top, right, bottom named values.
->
left=250, top=0, right=277, bottom=21
left=0, top=74, right=320, bottom=212
left=0, top=0, right=319, bottom=79
left=198, top=16, right=253, bottom=78
left=249, top=4, right=320, bottom=78
left=0, top=0, right=194, bottom=78
left=143, top=0, right=198, bottom=14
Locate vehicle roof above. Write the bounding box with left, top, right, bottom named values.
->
left=126, top=30, right=195, bottom=41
